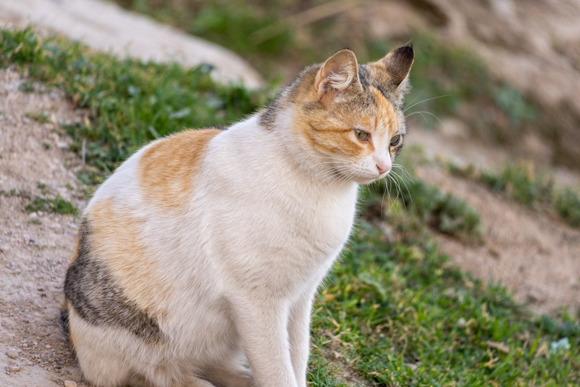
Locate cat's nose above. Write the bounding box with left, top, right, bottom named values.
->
left=376, top=162, right=390, bottom=175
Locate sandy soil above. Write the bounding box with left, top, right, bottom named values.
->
left=417, top=165, right=580, bottom=316
left=0, top=68, right=87, bottom=386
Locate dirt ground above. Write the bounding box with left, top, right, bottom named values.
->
left=416, top=165, right=580, bottom=316
left=0, top=68, right=87, bottom=386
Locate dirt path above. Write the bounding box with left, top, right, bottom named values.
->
left=0, top=68, right=87, bottom=386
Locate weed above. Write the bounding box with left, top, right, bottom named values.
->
left=0, top=188, right=30, bottom=199
left=25, top=111, right=49, bottom=123
left=555, top=189, right=580, bottom=228
left=481, top=162, right=553, bottom=208
left=366, top=175, right=482, bottom=242
left=24, top=194, right=77, bottom=215
left=36, top=182, right=49, bottom=194
left=495, top=84, right=537, bottom=128
left=18, top=80, right=35, bottom=92
left=449, top=161, right=580, bottom=229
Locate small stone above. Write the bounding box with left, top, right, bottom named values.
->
left=29, top=212, right=38, bottom=218
left=443, top=288, right=456, bottom=299
left=6, top=351, right=17, bottom=359
left=64, top=381, right=78, bottom=387
left=10, top=366, right=21, bottom=372
left=45, top=344, right=51, bottom=349
left=457, top=318, right=467, bottom=328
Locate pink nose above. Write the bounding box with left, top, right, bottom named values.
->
left=376, top=163, right=390, bottom=175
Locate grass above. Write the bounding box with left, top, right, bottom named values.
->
left=448, top=161, right=580, bottom=229
left=0, top=26, right=268, bottom=173
left=2, top=26, right=580, bottom=386
left=25, top=111, right=50, bottom=123
left=24, top=194, right=78, bottom=215
left=0, top=184, right=77, bottom=215
left=309, top=222, right=580, bottom=385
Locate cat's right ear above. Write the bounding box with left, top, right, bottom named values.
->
left=314, top=49, right=362, bottom=107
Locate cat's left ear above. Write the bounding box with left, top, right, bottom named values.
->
left=314, top=49, right=363, bottom=107
left=372, top=45, right=414, bottom=91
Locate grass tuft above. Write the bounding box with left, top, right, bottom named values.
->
left=449, top=161, right=580, bottom=229
left=24, top=194, right=77, bottom=215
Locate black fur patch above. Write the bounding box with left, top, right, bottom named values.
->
left=59, top=307, right=70, bottom=341
left=259, top=95, right=281, bottom=129
left=64, top=219, right=164, bottom=343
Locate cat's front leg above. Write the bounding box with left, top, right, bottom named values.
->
left=288, top=293, right=314, bottom=387
left=232, top=296, right=298, bottom=387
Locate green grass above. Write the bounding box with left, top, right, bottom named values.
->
left=555, top=189, right=580, bottom=228
left=24, top=194, right=78, bottom=215
left=0, top=184, right=77, bottom=215
left=25, top=111, right=50, bottom=123
left=0, top=26, right=268, bottom=173
left=2, top=26, right=580, bottom=386
left=448, top=161, right=580, bottom=229
left=310, top=223, right=580, bottom=386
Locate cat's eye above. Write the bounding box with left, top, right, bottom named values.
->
left=390, top=135, right=401, bottom=146
left=355, top=129, right=369, bottom=142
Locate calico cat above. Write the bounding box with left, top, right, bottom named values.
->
left=62, top=45, right=414, bottom=387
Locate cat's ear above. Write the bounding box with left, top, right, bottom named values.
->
left=373, top=45, right=414, bottom=90
left=314, top=49, right=362, bottom=106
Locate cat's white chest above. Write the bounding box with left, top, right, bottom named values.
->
left=298, top=186, right=358, bottom=256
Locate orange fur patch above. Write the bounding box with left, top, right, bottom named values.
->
left=87, top=199, right=171, bottom=317
left=69, top=317, right=77, bottom=348
left=139, top=129, right=221, bottom=212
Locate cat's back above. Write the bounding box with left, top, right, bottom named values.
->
left=66, top=128, right=226, bottom=319
left=89, top=128, right=223, bottom=214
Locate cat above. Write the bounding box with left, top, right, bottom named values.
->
left=61, top=45, right=414, bottom=387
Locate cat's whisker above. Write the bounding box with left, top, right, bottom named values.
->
left=404, top=91, right=424, bottom=111
left=389, top=169, right=412, bottom=205
left=403, top=94, right=450, bottom=113
left=393, top=163, right=414, bottom=182
left=387, top=172, right=407, bottom=211
left=405, top=110, right=443, bottom=125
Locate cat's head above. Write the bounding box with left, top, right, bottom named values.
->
left=279, top=45, right=414, bottom=185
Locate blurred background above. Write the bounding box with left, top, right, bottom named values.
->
left=2, top=1, right=580, bottom=385
left=112, top=0, right=580, bottom=174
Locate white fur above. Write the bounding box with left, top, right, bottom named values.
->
left=77, top=108, right=364, bottom=387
